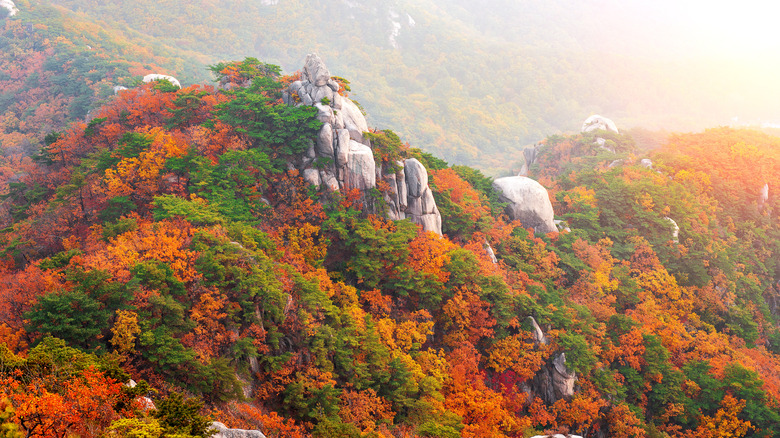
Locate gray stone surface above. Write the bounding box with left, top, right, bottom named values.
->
left=404, top=158, right=428, bottom=198
left=484, top=240, right=498, bottom=264
left=303, top=53, right=331, bottom=86
left=284, top=54, right=442, bottom=235
left=210, top=422, right=267, bottom=438
left=303, top=168, right=321, bottom=188
left=493, top=176, right=556, bottom=234
left=530, top=435, right=583, bottom=438
left=340, top=99, right=368, bottom=141
left=527, top=316, right=547, bottom=345
left=552, top=353, right=577, bottom=400
left=403, top=158, right=442, bottom=235
left=335, top=129, right=351, bottom=167
left=345, top=141, right=376, bottom=191
left=316, top=124, right=334, bottom=157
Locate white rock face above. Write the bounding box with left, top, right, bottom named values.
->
left=484, top=240, right=498, bottom=264
left=0, top=0, right=18, bottom=17
left=552, top=353, right=577, bottom=400
left=113, top=85, right=128, bottom=94
left=304, top=53, right=331, bottom=87
left=404, top=158, right=442, bottom=235
left=283, top=54, right=442, bottom=234
left=518, top=143, right=541, bottom=176
left=640, top=158, right=653, bottom=169
left=531, top=435, right=583, bottom=438
left=493, top=176, right=556, bottom=234
left=210, top=422, right=267, bottom=438
left=760, top=183, right=769, bottom=207
left=664, top=217, right=679, bottom=243
left=581, top=114, right=619, bottom=134
left=527, top=316, right=547, bottom=345
left=583, top=115, right=619, bottom=152
left=142, top=74, right=181, bottom=88
left=345, top=141, right=376, bottom=191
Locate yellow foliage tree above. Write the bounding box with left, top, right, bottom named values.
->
left=110, top=310, right=141, bottom=355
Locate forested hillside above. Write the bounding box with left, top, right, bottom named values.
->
left=1, top=50, right=779, bottom=438
left=11, top=0, right=779, bottom=173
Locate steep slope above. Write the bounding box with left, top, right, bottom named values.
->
left=1, top=55, right=780, bottom=438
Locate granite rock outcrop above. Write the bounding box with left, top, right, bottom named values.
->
left=283, top=53, right=442, bottom=234
left=492, top=176, right=556, bottom=234
left=210, top=422, right=267, bottom=438
left=142, top=74, right=181, bottom=88
left=582, top=115, right=619, bottom=151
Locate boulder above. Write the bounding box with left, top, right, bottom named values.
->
left=113, top=85, right=128, bottom=94
left=314, top=102, right=334, bottom=124
left=581, top=115, right=618, bottom=134
left=303, top=168, right=321, bottom=188
left=404, top=158, right=428, bottom=198
left=303, top=53, right=331, bottom=86
left=341, top=98, right=369, bottom=141
left=492, top=176, right=556, bottom=234
left=0, top=0, right=18, bottom=17
left=531, top=435, right=584, bottom=438
left=640, top=158, right=653, bottom=169
left=142, top=74, right=181, bottom=88
left=345, top=141, right=376, bottom=191
left=320, top=169, right=340, bottom=192
left=316, top=124, right=334, bottom=157
left=582, top=115, right=619, bottom=152
left=404, top=158, right=442, bottom=235
left=335, top=129, right=351, bottom=167
left=210, top=422, right=267, bottom=438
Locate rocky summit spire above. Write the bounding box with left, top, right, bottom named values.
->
left=283, top=53, right=442, bottom=235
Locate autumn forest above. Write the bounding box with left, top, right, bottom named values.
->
left=1, top=1, right=780, bottom=438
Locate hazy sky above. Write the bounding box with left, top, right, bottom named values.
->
left=674, top=1, right=780, bottom=55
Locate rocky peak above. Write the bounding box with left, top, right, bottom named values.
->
left=283, top=54, right=442, bottom=235
left=582, top=114, right=619, bottom=152
left=303, top=53, right=331, bottom=86
left=581, top=114, right=618, bottom=134
left=142, top=74, right=181, bottom=89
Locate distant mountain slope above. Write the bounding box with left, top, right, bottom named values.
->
left=31, top=0, right=779, bottom=174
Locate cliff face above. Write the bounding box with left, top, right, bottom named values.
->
left=283, top=53, right=442, bottom=234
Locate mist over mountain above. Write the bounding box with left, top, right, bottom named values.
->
left=33, top=0, right=780, bottom=172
